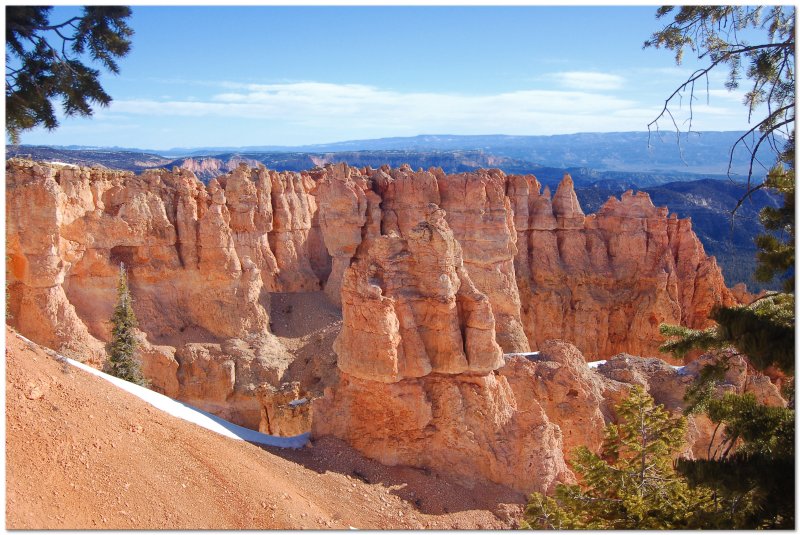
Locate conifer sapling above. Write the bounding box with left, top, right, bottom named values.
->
left=105, top=263, right=147, bottom=386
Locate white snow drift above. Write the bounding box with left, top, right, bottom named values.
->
left=14, top=332, right=310, bottom=449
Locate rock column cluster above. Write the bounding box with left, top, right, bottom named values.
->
left=6, top=159, right=753, bottom=484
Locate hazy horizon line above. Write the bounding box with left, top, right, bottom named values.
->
left=8, top=128, right=750, bottom=154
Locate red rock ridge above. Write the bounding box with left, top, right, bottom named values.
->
left=509, top=174, right=737, bottom=359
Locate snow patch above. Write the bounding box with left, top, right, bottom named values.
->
left=288, top=397, right=309, bottom=407
left=587, top=360, right=607, bottom=368
left=14, top=332, right=309, bottom=449
left=47, top=161, right=79, bottom=168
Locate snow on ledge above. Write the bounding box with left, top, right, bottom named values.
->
left=504, top=352, right=685, bottom=373
left=504, top=351, right=540, bottom=358
left=47, top=161, right=79, bottom=168
left=13, top=333, right=309, bottom=449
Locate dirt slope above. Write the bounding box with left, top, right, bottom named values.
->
left=5, top=327, right=523, bottom=529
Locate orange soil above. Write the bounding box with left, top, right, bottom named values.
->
left=5, top=326, right=524, bottom=529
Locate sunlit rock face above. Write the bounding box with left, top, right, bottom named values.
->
left=7, top=159, right=308, bottom=429
left=308, top=164, right=742, bottom=493
left=508, top=174, right=737, bottom=360
left=7, top=158, right=745, bottom=468
left=311, top=166, right=568, bottom=493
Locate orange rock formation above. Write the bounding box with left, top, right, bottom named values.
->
left=7, top=158, right=757, bottom=489
left=507, top=174, right=737, bottom=360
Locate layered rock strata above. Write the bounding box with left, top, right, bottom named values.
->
left=6, top=160, right=312, bottom=427
left=437, top=169, right=530, bottom=352
left=8, top=159, right=737, bottom=368
left=306, top=164, right=753, bottom=492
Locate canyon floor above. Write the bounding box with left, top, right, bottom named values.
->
left=5, top=325, right=525, bottom=529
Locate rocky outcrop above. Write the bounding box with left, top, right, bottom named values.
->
left=500, top=340, right=619, bottom=458
left=7, top=158, right=746, bottom=449
left=257, top=382, right=313, bottom=436
left=173, top=335, right=293, bottom=429
left=310, top=163, right=379, bottom=305
left=334, top=165, right=505, bottom=382
left=315, top=370, right=573, bottom=494
left=510, top=175, right=737, bottom=360
left=311, top=165, right=736, bottom=360
left=5, top=159, right=325, bottom=429
left=7, top=161, right=269, bottom=349
left=593, top=348, right=786, bottom=459
left=9, top=159, right=738, bottom=369
left=498, top=340, right=785, bottom=465
left=437, top=169, right=529, bottom=353
left=5, top=158, right=337, bottom=342
left=312, top=165, right=571, bottom=493
left=305, top=159, right=765, bottom=491
left=268, top=169, right=325, bottom=292
left=135, top=330, right=180, bottom=398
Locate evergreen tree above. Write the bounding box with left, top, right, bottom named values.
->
left=650, top=9, right=795, bottom=526
left=105, top=263, right=146, bottom=386
left=660, top=292, right=794, bottom=375
left=659, top=298, right=795, bottom=529
left=677, top=393, right=794, bottom=529
left=521, top=387, right=715, bottom=530
left=6, top=6, right=133, bottom=143
left=754, top=159, right=795, bottom=293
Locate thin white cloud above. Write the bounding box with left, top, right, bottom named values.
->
left=547, top=71, right=625, bottom=91
left=40, top=79, right=751, bottom=147
left=109, top=81, right=642, bottom=133
left=705, top=88, right=748, bottom=103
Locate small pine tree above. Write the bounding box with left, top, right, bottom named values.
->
left=659, top=296, right=795, bottom=529
left=105, top=263, right=147, bottom=386
left=521, top=386, right=715, bottom=530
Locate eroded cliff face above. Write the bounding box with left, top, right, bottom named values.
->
left=507, top=173, right=737, bottom=359
left=306, top=163, right=750, bottom=492
left=7, top=158, right=750, bottom=469
left=6, top=160, right=315, bottom=428
left=310, top=164, right=737, bottom=360
left=8, top=159, right=737, bottom=369
left=312, top=165, right=571, bottom=493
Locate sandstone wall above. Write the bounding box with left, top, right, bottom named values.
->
left=6, top=159, right=314, bottom=428
left=508, top=174, right=737, bottom=359
left=306, top=163, right=748, bottom=493
left=311, top=164, right=736, bottom=360
left=7, top=159, right=743, bottom=441
left=6, top=160, right=328, bottom=350
left=8, top=159, right=737, bottom=366
left=312, top=166, right=571, bottom=492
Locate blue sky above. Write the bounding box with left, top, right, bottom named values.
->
left=19, top=6, right=761, bottom=150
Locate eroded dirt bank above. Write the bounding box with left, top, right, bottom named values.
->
left=5, top=327, right=523, bottom=529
